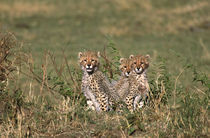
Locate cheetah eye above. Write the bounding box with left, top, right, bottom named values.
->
left=91, top=59, right=95, bottom=62
left=134, top=62, right=137, bottom=64
left=84, top=59, right=87, bottom=62
left=124, top=66, right=127, bottom=68
left=140, top=62, right=144, bottom=64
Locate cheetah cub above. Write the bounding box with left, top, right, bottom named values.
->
left=125, top=54, right=150, bottom=112
left=78, top=51, right=117, bottom=112
left=114, top=58, right=132, bottom=100
left=111, top=58, right=133, bottom=112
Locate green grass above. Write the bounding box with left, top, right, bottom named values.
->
left=1, top=0, right=210, bottom=69
left=0, top=0, right=209, bottom=137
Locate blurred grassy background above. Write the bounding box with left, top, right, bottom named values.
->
left=0, top=0, right=209, bottom=137
left=0, top=0, right=209, bottom=81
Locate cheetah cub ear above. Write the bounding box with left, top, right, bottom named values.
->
left=97, top=51, right=101, bottom=58
left=120, top=58, right=125, bottom=64
left=78, top=52, right=83, bottom=58
left=145, top=54, right=150, bottom=60
left=129, top=55, right=134, bottom=59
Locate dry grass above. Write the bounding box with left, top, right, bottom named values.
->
left=0, top=1, right=54, bottom=17
left=199, top=39, right=210, bottom=64
left=100, top=26, right=129, bottom=37
left=170, top=1, right=209, bottom=14
left=1, top=0, right=210, bottom=36
left=97, top=0, right=210, bottom=35
left=0, top=33, right=208, bottom=137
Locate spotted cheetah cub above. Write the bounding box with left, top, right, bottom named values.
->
left=111, top=58, right=133, bottom=112
left=78, top=51, right=116, bottom=112
left=114, top=58, right=132, bottom=99
left=125, top=54, right=150, bottom=112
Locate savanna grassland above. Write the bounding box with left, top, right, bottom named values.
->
left=0, top=0, right=209, bottom=137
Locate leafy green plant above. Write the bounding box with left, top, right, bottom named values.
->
left=100, top=36, right=121, bottom=80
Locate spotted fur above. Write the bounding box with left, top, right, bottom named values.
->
left=124, top=54, right=150, bottom=112
left=79, top=51, right=118, bottom=112
left=114, top=58, right=132, bottom=99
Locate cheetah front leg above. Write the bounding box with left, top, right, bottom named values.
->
left=87, top=90, right=101, bottom=112
left=134, top=83, right=148, bottom=110
left=133, top=95, right=142, bottom=110
left=81, top=83, right=101, bottom=111
left=125, top=94, right=135, bottom=113
left=96, top=93, right=109, bottom=111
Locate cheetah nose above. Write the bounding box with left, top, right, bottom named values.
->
left=127, top=71, right=130, bottom=74
left=137, top=67, right=140, bottom=70
left=86, top=64, right=93, bottom=69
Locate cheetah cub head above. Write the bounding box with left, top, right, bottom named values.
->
left=119, top=58, right=132, bottom=77
left=78, top=51, right=100, bottom=74
left=129, top=54, right=150, bottom=74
